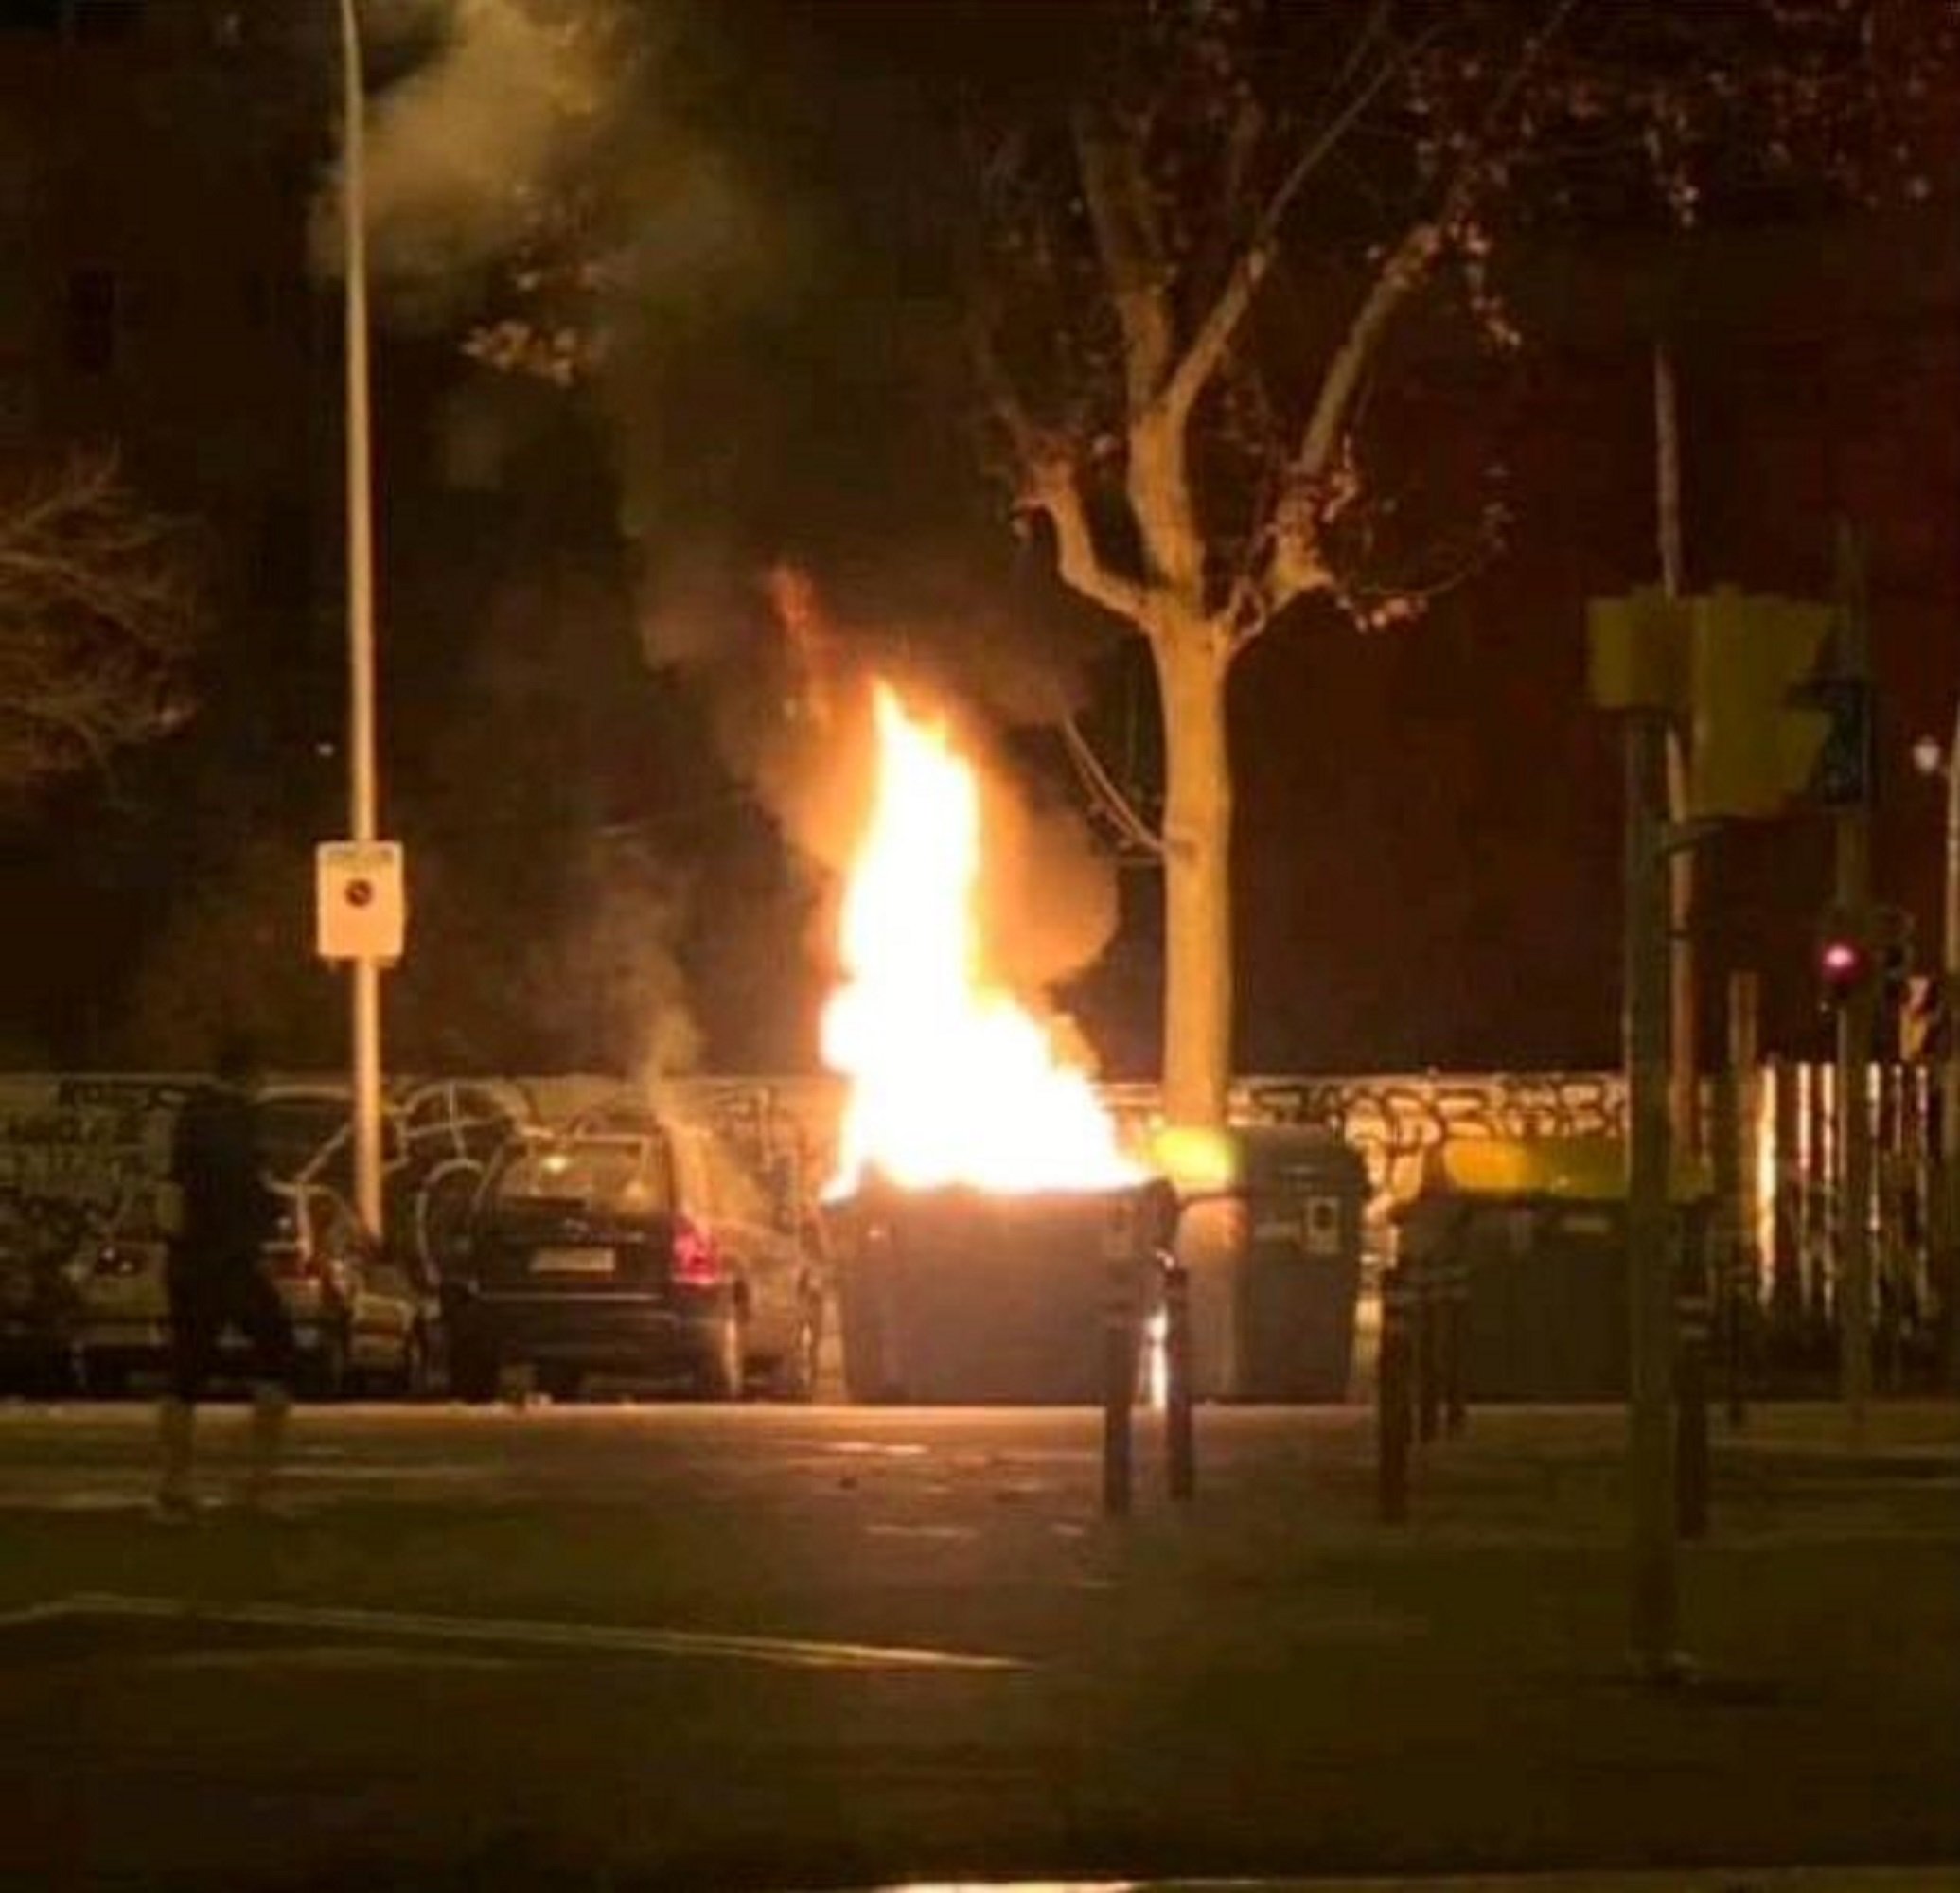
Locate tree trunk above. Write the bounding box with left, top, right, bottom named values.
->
left=1155, top=619, right=1235, bottom=1127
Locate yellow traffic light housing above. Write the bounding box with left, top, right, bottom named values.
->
left=1587, top=585, right=1863, bottom=821
left=1686, top=591, right=1839, bottom=819
left=1586, top=587, right=1687, bottom=712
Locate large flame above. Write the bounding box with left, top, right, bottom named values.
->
left=822, top=682, right=1140, bottom=1197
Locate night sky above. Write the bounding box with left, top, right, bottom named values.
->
left=2, top=0, right=1955, bottom=1080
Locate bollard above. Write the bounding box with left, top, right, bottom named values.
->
left=1415, top=1250, right=1441, bottom=1444
left=1675, top=1247, right=1711, bottom=1541
left=1723, top=1236, right=1749, bottom=1433
left=1163, top=1260, right=1194, bottom=1501
left=1378, top=1265, right=1413, bottom=1524
left=1102, top=1253, right=1136, bottom=1517
left=1442, top=1258, right=1469, bottom=1438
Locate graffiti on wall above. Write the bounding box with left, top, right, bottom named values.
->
left=1266, top=1073, right=1627, bottom=1214
left=3, top=1069, right=1625, bottom=1253
left=0, top=1078, right=189, bottom=1206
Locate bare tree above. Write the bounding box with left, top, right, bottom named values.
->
left=973, top=0, right=1958, bottom=1124
left=0, top=452, right=202, bottom=791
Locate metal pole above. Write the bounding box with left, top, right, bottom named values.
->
left=1834, top=528, right=1874, bottom=1439
left=1725, top=970, right=1761, bottom=1429
left=1627, top=709, right=1680, bottom=1675
left=1415, top=1248, right=1440, bottom=1444
left=1654, top=346, right=1700, bottom=1167
left=340, top=0, right=384, bottom=1240
left=1163, top=1261, right=1194, bottom=1501
left=1378, top=1264, right=1412, bottom=1525
left=1937, top=695, right=1960, bottom=1393
left=1937, top=693, right=1960, bottom=1394
left=1101, top=1254, right=1135, bottom=1517
left=1441, top=1253, right=1467, bottom=1438
left=1652, top=345, right=1712, bottom=1545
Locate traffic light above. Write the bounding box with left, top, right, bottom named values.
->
left=1586, top=586, right=1686, bottom=713
left=1686, top=590, right=1844, bottom=818
left=1816, top=912, right=1872, bottom=1008
left=1586, top=586, right=1869, bottom=821
left=1878, top=906, right=1916, bottom=1006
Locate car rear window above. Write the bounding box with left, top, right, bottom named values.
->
left=493, top=1141, right=671, bottom=1215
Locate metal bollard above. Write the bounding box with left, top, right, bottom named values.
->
left=1675, top=1264, right=1711, bottom=1542
left=1442, top=1258, right=1469, bottom=1438
left=1378, top=1265, right=1413, bottom=1524
left=1415, top=1251, right=1442, bottom=1444
left=1102, top=1253, right=1136, bottom=1517
left=1723, top=1234, right=1750, bottom=1433
left=1163, top=1259, right=1194, bottom=1501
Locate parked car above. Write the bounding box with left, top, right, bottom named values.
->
left=0, top=1194, right=86, bottom=1395
left=254, top=1081, right=521, bottom=1276
left=72, top=1179, right=436, bottom=1399
left=447, top=1119, right=825, bottom=1403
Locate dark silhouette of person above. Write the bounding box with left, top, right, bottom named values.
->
left=156, top=1031, right=295, bottom=1517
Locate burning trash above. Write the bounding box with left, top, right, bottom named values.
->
left=819, top=679, right=1171, bottom=1403
left=821, top=682, right=1141, bottom=1200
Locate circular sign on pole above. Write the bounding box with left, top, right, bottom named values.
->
left=315, top=840, right=405, bottom=961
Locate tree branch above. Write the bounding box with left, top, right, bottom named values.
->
left=1161, top=10, right=1425, bottom=427
left=1061, top=714, right=1164, bottom=858
left=969, top=312, right=1155, bottom=628
left=0, top=451, right=202, bottom=788
left=1072, top=108, right=1210, bottom=602
left=1265, top=0, right=1583, bottom=616
left=1072, top=107, right=1175, bottom=411
left=1025, top=453, right=1154, bottom=628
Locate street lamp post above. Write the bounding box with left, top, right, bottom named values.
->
left=1914, top=697, right=1960, bottom=1389
left=339, top=0, right=384, bottom=1240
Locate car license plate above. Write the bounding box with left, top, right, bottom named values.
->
left=531, top=1247, right=615, bottom=1276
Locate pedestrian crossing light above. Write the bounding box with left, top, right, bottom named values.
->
left=1687, top=591, right=1849, bottom=819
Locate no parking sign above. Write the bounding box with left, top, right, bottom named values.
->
left=315, top=840, right=406, bottom=962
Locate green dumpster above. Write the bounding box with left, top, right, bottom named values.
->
left=1156, top=1124, right=1369, bottom=1402
left=1393, top=1136, right=1710, bottom=1403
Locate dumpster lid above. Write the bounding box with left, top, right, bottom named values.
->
left=1408, top=1136, right=1711, bottom=1206
left=1151, top=1123, right=1361, bottom=1195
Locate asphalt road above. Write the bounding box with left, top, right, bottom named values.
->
left=1, top=1398, right=1956, bottom=1892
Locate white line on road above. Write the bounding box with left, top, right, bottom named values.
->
left=1, top=1592, right=1028, bottom=1673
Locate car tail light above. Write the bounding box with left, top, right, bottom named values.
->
left=671, top=1215, right=722, bottom=1288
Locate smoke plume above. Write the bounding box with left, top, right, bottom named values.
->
left=697, top=567, right=1121, bottom=1026
left=313, top=0, right=623, bottom=310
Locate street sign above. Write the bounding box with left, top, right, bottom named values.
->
left=315, top=840, right=405, bottom=962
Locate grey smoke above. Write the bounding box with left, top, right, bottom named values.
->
left=313, top=0, right=623, bottom=309
left=650, top=568, right=1124, bottom=1016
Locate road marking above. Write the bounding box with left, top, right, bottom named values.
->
left=0, top=1599, right=86, bottom=1629
left=1, top=1592, right=1027, bottom=1673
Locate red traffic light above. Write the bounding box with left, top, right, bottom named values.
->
left=1820, top=940, right=1862, bottom=979
left=1818, top=934, right=1869, bottom=1002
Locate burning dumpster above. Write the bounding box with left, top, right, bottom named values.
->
left=828, top=1179, right=1176, bottom=1404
